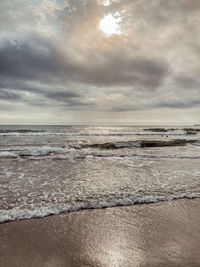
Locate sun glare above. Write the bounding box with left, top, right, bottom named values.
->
left=103, top=0, right=111, bottom=6
left=99, top=13, right=122, bottom=36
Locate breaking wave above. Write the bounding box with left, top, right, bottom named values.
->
left=0, top=152, right=17, bottom=158
left=0, top=131, right=187, bottom=137
left=1, top=192, right=199, bottom=223
left=0, top=147, right=68, bottom=158
left=77, top=139, right=198, bottom=149
left=0, top=139, right=199, bottom=159
left=1, top=125, right=200, bottom=223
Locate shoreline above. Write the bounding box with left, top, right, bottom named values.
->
left=1, top=195, right=200, bottom=224
left=1, top=198, right=200, bottom=266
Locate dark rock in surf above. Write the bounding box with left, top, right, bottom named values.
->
left=139, top=139, right=197, bottom=147
left=82, top=139, right=198, bottom=150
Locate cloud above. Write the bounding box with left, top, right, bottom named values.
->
left=0, top=0, right=200, bottom=123
left=175, top=76, right=200, bottom=89
left=0, top=89, right=22, bottom=101
left=0, top=33, right=169, bottom=90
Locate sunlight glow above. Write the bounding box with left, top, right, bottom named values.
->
left=99, top=13, right=122, bottom=36
left=103, top=0, right=111, bottom=6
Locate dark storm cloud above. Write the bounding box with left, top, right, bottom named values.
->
left=74, top=55, right=169, bottom=88
left=44, top=91, right=79, bottom=100
left=0, top=34, right=169, bottom=92
left=42, top=90, right=95, bottom=109
left=0, top=89, right=22, bottom=101
left=0, top=36, right=65, bottom=81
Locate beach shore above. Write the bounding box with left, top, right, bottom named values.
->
left=1, top=198, right=200, bottom=267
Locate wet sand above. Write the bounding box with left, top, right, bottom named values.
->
left=1, top=198, right=200, bottom=267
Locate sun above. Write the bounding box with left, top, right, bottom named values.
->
left=99, top=13, right=122, bottom=36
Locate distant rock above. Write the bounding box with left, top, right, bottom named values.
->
left=139, top=139, right=197, bottom=147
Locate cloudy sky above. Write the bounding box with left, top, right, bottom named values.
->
left=0, top=0, right=200, bottom=125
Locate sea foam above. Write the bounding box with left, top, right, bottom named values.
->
left=0, top=152, right=17, bottom=158
left=0, top=131, right=187, bottom=137
left=19, top=147, right=68, bottom=156
left=0, top=192, right=199, bottom=223
left=0, top=147, right=68, bottom=158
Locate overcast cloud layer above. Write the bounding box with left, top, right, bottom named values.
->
left=0, top=0, right=200, bottom=124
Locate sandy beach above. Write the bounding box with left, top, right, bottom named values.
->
left=1, top=198, right=200, bottom=267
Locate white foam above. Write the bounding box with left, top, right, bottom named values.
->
left=0, top=193, right=199, bottom=223
left=90, top=152, right=200, bottom=159
left=36, top=154, right=86, bottom=160
left=0, top=132, right=47, bottom=136
left=91, top=152, right=137, bottom=157
left=136, top=131, right=186, bottom=136
left=114, top=141, right=141, bottom=148
left=0, top=152, right=17, bottom=158
left=0, top=147, right=68, bottom=158
left=19, top=146, right=68, bottom=156
left=0, top=131, right=187, bottom=137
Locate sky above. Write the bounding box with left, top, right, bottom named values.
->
left=0, top=0, right=200, bottom=125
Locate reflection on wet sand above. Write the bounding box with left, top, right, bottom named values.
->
left=1, top=198, right=200, bottom=266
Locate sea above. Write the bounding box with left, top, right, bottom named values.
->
left=0, top=125, right=200, bottom=223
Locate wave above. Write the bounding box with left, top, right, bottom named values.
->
left=91, top=152, right=200, bottom=159
left=19, top=147, right=68, bottom=156
left=0, top=152, right=17, bottom=158
left=0, top=147, right=68, bottom=158
left=41, top=155, right=85, bottom=160
left=17, top=152, right=200, bottom=160
left=1, top=192, right=199, bottom=223
left=0, top=131, right=187, bottom=137
left=144, top=127, right=200, bottom=135
left=80, top=139, right=198, bottom=149
left=0, top=130, right=44, bottom=133
left=0, top=142, right=199, bottom=159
